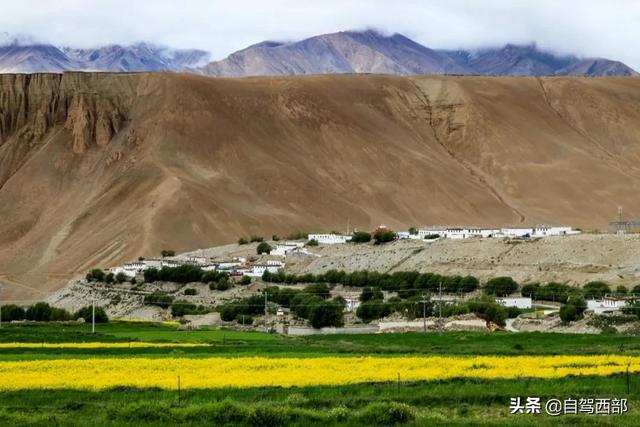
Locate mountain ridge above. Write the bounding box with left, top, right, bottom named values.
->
left=0, top=30, right=636, bottom=76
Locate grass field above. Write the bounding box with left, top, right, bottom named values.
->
left=0, top=321, right=638, bottom=425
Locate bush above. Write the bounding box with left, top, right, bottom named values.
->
left=104, top=272, right=115, bottom=284
left=75, top=306, right=109, bottom=323
left=238, top=237, right=249, bottom=245
left=484, top=277, right=519, bottom=297
left=143, top=291, right=174, bottom=308
left=582, top=281, right=611, bottom=299
left=632, top=284, right=640, bottom=295
left=248, top=405, right=288, bottom=427
left=235, top=313, right=254, bottom=325
left=86, top=268, right=105, bottom=282
left=184, top=288, right=197, bottom=296
left=272, top=235, right=280, bottom=241
left=257, top=242, right=272, bottom=255
left=306, top=239, right=319, bottom=246
left=359, top=402, right=415, bottom=425
left=308, top=299, right=345, bottom=328
left=158, top=265, right=204, bottom=284
left=286, top=231, right=308, bottom=240
left=350, top=231, right=372, bottom=243
left=25, top=302, right=53, bottom=321
left=202, top=271, right=229, bottom=284
left=0, top=304, right=25, bottom=322
left=459, top=276, right=480, bottom=293
left=161, top=249, right=175, bottom=257
left=356, top=300, right=391, bottom=322
left=424, top=234, right=440, bottom=239
left=559, top=304, right=578, bottom=323
left=373, top=230, right=396, bottom=244
left=115, top=272, right=128, bottom=283
left=616, top=285, right=628, bottom=296
left=250, top=236, right=264, bottom=243
left=467, top=299, right=507, bottom=326
left=240, top=275, right=252, bottom=285
left=143, top=267, right=159, bottom=283
left=360, top=286, right=383, bottom=302
left=171, top=300, right=197, bottom=317
left=215, top=280, right=232, bottom=291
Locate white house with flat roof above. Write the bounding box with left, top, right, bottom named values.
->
left=308, top=233, right=352, bottom=244
left=496, top=297, right=532, bottom=309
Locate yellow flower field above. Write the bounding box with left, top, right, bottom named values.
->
left=1, top=355, right=639, bottom=390
left=0, top=342, right=209, bottom=349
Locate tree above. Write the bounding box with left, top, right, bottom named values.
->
left=86, top=269, right=105, bottom=282
left=459, top=276, right=479, bottom=293
left=360, top=287, right=383, bottom=302
left=559, top=304, right=578, bottom=323
left=115, top=272, right=128, bottom=283
left=350, top=231, right=372, bottom=243
left=240, top=275, right=252, bottom=285
left=582, top=281, right=611, bottom=299
left=408, top=227, right=418, bottom=235
left=184, top=288, right=197, bottom=296
left=308, top=300, right=345, bottom=328
left=161, top=249, right=175, bottom=257
left=616, top=285, right=628, bottom=296
left=632, top=284, right=640, bottom=295
left=171, top=301, right=197, bottom=317
left=250, top=236, right=264, bottom=243
left=143, top=291, right=174, bottom=308
left=238, top=237, right=249, bottom=245
left=373, top=230, right=396, bottom=245
left=0, top=304, right=25, bottom=322
left=305, top=283, right=331, bottom=299
left=257, top=242, right=272, bottom=255
left=356, top=300, right=391, bottom=322
left=484, top=277, right=519, bottom=297
left=143, top=267, right=160, bottom=283
left=104, top=272, right=115, bottom=284
left=25, top=302, right=53, bottom=321
left=75, top=306, right=109, bottom=323
left=306, top=239, right=319, bottom=246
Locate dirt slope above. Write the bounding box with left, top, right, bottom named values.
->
left=1, top=72, right=640, bottom=299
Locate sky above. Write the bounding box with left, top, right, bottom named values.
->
left=1, top=0, right=639, bottom=68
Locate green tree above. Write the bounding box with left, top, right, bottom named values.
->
left=171, top=301, right=197, bottom=317
left=143, top=291, right=174, bottom=308
left=373, top=230, right=396, bottom=245
left=115, top=272, right=128, bottom=283
left=616, top=285, right=628, bottom=296
left=559, top=304, right=578, bottom=323
left=356, top=300, right=391, bottom=322
left=240, top=275, right=252, bottom=285
left=104, top=272, right=115, bottom=284
left=0, top=304, right=25, bottom=322
left=257, top=242, right=272, bottom=255
left=272, top=235, right=280, bottom=241
left=306, top=239, right=319, bottom=246
left=484, top=277, right=519, bottom=297
left=143, top=267, right=160, bottom=283
left=350, top=231, right=372, bottom=243
left=360, top=286, right=383, bottom=302
left=85, top=269, right=105, bottom=282
left=250, top=236, right=264, bottom=243
left=161, top=249, right=175, bottom=257
left=459, top=276, right=480, bottom=293
left=408, top=227, right=418, bottom=235
left=25, top=302, right=53, bottom=321
left=75, top=306, right=109, bottom=323
left=308, top=300, right=345, bottom=328
left=184, top=288, right=197, bottom=296
left=238, top=237, right=249, bottom=245
left=582, top=281, right=611, bottom=299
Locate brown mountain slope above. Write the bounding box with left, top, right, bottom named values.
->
left=1, top=73, right=640, bottom=299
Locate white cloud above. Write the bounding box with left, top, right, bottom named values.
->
left=0, top=0, right=638, bottom=68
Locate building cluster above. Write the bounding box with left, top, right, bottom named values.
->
left=110, top=256, right=285, bottom=279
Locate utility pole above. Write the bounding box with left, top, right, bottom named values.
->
left=264, top=291, right=268, bottom=333
left=92, top=292, right=96, bottom=334
left=438, top=281, right=443, bottom=320
left=420, top=294, right=427, bottom=333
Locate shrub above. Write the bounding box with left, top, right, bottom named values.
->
left=143, top=267, right=159, bottom=283
left=632, top=284, right=640, bottom=295
left=306, top=239, right=319, bottom=246
left=356, top=300, right=391, bottom=322
left=86, top=268, right=105, bottom=282
left=286, top=231, right=308, bottom=240
left=184, top=288, right=197, bottom=296
left=359, top=402, right=415, bottom=425
left=235, top=313, right=254, bottom=325
left=25, top=302, right=53, bottom=321
left=459, top=276, right=480, bottom=293
left=171, top=300, right=197, bottom=317
left=484, top=277, right=519, bottom=297
left=350, top=231, right=372, bottom=243
left=616, top=285, right=628, bottom=295
left=373, top=230, right=396, bottom=244
left=308, top=299, right=345, bottom=328
left=238, top=237, right=249, bottom=245
left=216, top=280, right=232, bottom=291
left=158, top=265, right=204, bottom=284
left=250, top=236, right=264, bottom=243
left=408, top=227, right=418, bottom=235
left=143, top=291, right=174, bottom=308
left=161, top=249, right=175, bottom=257
left=75, top=306, right=109, bottom=323
left=272, top=235, right=280, bottom=241
left=248, top=405, right=288, bottom=427
left=0, top=304, right=25, bottom=322
left=582, top=281, right=611, bottom=299
left=104, top=272, right=115, bottom=284
left=202, top=271, right=229, bottom=283
left=424, top=234, right=440, bottom=239
left=240, top=275, right=252, bottom=285
left=257, top=242, right=272, bottom=255
left=360, top=286, right=383, bottom=302
left=115, top=272, right=128, bottom=283
left=559, top=304, right=578, bottom=323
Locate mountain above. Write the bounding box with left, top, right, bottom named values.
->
left=200, top=31, right=638, bottom=77
left=200, top=30, right=467, bottom=76
left=0, top=35, right=209, bottom=73
left=2, top=72, right=640, bottom=299
left=440, top=44, right=639, bottom=77
left=0, top=31, right=635, bottom=76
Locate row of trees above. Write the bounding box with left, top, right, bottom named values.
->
left=0, top=302, right=108, bottom=323
left=142, top=266, right=232, bottom=285
left=262, top=270, right=480, bottom=294
left=86, top=269, right=133, bottom=284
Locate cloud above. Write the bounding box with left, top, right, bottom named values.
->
left=0, top=0, right=638, bottom=68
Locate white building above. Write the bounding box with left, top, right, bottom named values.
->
left=246, top=263, right=283, bottom=277
left=272, top=242, right=305, bottom=257
left=587, top=298, right=627, bottom=314
left=496, top=297, right=532, bottom=309
left=308, top=233, right=353, bottom=244
left=344, top=297, right=361, bottom=312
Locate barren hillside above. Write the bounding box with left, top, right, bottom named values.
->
left=1, top=72, right=640, bottom=299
